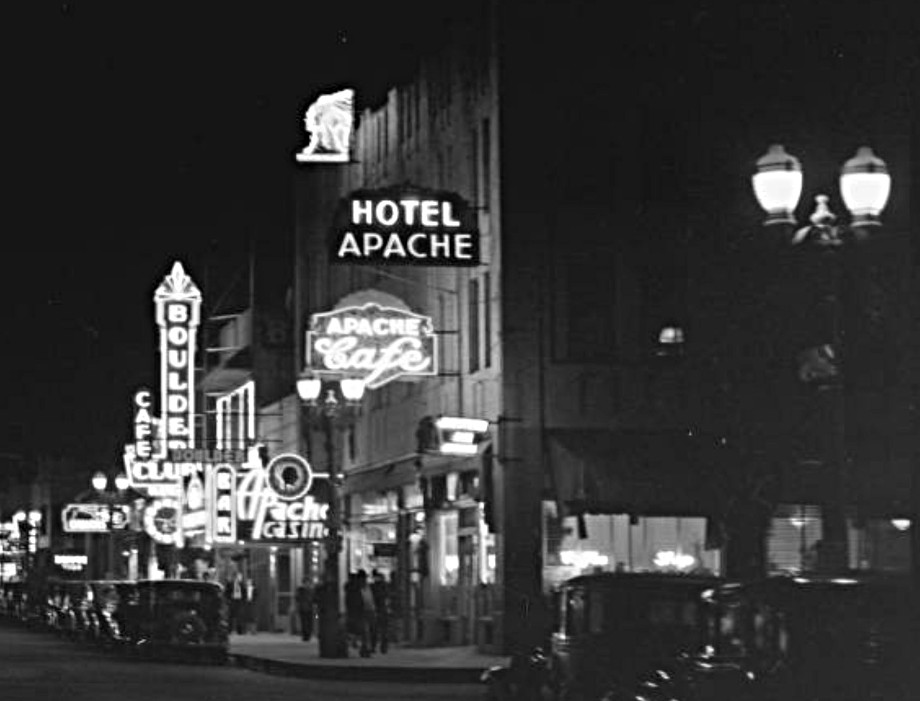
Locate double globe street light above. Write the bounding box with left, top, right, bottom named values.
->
left=12, top=509, right=43, bottom=578
left=296, top=374, right=365, bottom=658
left=751, top=144, right=891, bottom=572
left=91, top=471, right=134, bottom=579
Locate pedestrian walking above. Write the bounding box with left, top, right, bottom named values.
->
left=295, top=578, right=314, bottom=641
left=370, top=569, right=389, bottom=653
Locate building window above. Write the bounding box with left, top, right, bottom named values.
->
left=552, top=255, right=617, bottom=362
left=469, top=278, right=481, bottom=372
left=471, top=125, right=479, bottom=207
left=481, top=118, right=491, bottom=211
left=483, top=272, right=492, bottom=368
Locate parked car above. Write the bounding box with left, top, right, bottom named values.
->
left=121, top=580, right=228, bottom=662
left=547, top=572, right=723, bottom=701
left=604, top=573, right=916, bottom=701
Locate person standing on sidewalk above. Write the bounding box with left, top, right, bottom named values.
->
left=225, top=572, right=245, bottom=634
left=295, top=578, right=314, bottom=641
left=243, top=577, right=258, bottom=634
left=344, top=572, right=361, bottom=650
left=357, top=570, right=376, bottom=657
left=370, top=569, right=389, bottom=654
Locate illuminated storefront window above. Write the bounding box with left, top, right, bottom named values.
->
left=543, top=504, right=722, bottom=589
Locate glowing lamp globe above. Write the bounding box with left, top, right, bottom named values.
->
left=340, top=378, right=366, bottom=403
left=752, top=145, right=802, bottom=225
left=114, top=474, right=130, bottom=491
left=28, top=510, right=42, bottom=524
left=92, top=471, right=108, bottom=491
left=296, top=376, right=322, bottom=402
left=839, top=147, right=890, bottom=226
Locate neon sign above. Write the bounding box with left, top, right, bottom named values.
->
left=54, top=554, right=88, bottom=572
left=236, top=459, right=330, bottom=543
left=209, top=464, right=237, bottom=544
left=62, top=504, right=129, bottom=533
left=295, top=88, right=354, bottom=163
left=154, top=262, right=201, bottom=452
left=144, top=498, right=181, bottom=545
left=307, top=303, right=437, bottom=390
left=131, top=389, right=161, bottom=460
left=331, top=190, right=479, bottom=266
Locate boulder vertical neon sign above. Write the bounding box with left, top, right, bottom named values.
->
left=154, top=262, right=201, bottom=453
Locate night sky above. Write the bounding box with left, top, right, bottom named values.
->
left=3, top=2, right=913, bottom=470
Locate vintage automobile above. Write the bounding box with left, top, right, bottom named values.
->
left=548, top=572, right=723, bottom=701
left=120, top=580, right=228, bottom=662
left=603, top=573, right=916, bottom=701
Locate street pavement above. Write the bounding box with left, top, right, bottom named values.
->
left=0, top=621, right=488, bottom=701
left=228, top=632, right=510, bottom=684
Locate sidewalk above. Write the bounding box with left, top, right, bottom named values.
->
left=228, top=632, right=510, bottom=684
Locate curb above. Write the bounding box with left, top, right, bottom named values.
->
left=227, top=653, right=487, bottom=684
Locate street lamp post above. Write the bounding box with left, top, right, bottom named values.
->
left=752, top=144, right=892, bottom=573
left=297, top=374, right=365, bottom=659
left=13, top=509, right=42, bottom=580
left=90, top=471, right=134, bottom=579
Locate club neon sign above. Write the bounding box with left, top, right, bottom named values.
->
left=154, top=261, right=201, bottom=452
left=307, top=303, right=437, bottom=389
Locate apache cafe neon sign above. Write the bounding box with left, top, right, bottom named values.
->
left=332, top=194, right=480, bottom=266
left=307, top=303, right=437, bottom=390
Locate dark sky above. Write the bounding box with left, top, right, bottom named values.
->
left=2, top=1, right=913, bottom=468
left=4, top=1, right=445, bottom=465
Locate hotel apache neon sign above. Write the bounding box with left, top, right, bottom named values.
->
left=154, top=261, right=201, bottom=453
left=307, top=303, right=438, bottom=390
left=331, top=189, right=479, bottom=266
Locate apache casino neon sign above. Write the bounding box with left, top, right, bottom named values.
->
left=331, top=188, right=479, bottom=266
left=307, top=302, right=437, bottom=389
left=154, top=262, right=201, bottom=452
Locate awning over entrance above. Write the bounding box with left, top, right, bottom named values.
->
left=548, top=429, right=721, bottom=518
left=342, top=455, right=419, bottom=496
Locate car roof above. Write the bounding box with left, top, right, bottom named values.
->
left=704, top=572, right=913, bottom=604
left=560, top=572, right=723, bottom=589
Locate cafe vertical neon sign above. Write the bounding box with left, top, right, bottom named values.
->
left=154, top=262, right=202, bottom=453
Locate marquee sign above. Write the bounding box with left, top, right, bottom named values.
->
left=307, top=303, right=437, bottom=390
left=154, top=262, right=201, bottom=452
left=295, top=88, right=354, bottom=163
left=62, top=504, right=130, bottom=533
left=331, top=187, right=479, bottom=266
